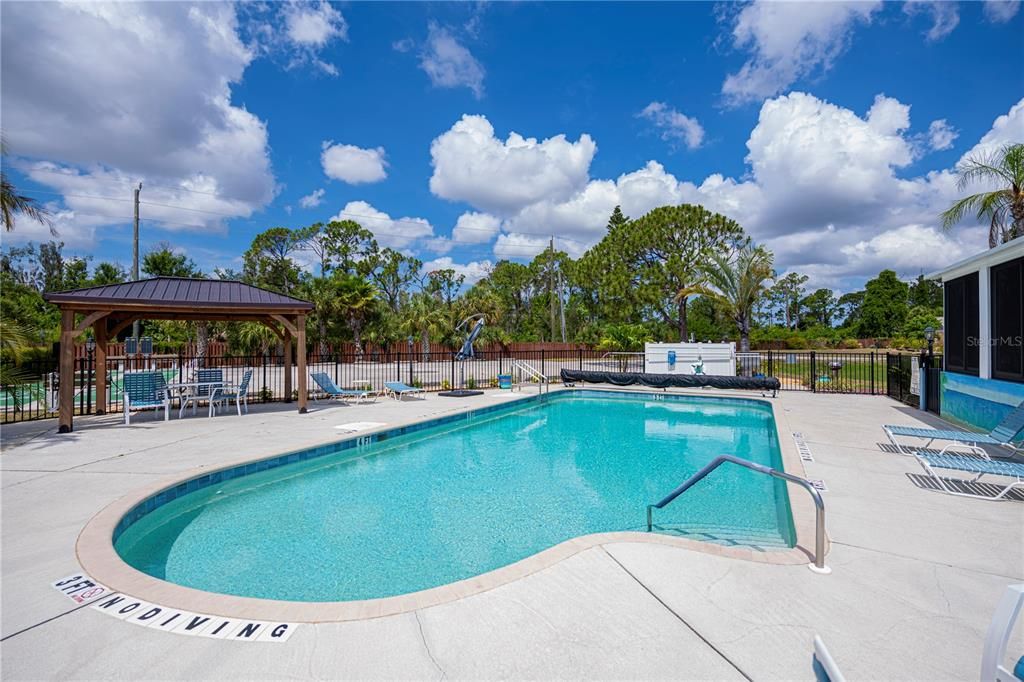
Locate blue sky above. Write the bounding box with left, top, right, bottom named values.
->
left=2, top=1, right=1022, bottom=292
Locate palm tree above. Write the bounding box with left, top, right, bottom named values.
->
left=0, top=319, right=41, bottom=410
left=1, top=137, right=53, bottom=233
left=401, top=292, right=443, bottom=362
left=694, top=245, right=775, bottom=352
left=941, top=143, right=1024, bottom=248
left=301, top=277, right=337, bottom=357
left=333, top=273, right=377, bottom=360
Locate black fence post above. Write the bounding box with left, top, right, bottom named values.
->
left=870, top=352, right=876, bottom=394
left=810, top=351, right=816, bottom=393
left=578, top=348, right=583, bottom=372
left=262, top=355, right=268, bottom=403
left=541, top=349, right=546, bottom=380
left=451, top=353, right=455, bottom=389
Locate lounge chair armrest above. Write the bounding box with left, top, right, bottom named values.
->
left=936, top=441, right=989, bottom=460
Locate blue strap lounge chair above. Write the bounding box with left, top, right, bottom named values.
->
left=211, top=369, right=253, bottom=416
left=384, top=381, right=425, bottom=400
left=122, top=371, right=170, bottom=425
left=884, top=400, right=1024, bottom=457
left=310, top=372, right=375, bottom=404
left=914, top=451, right=1024, bottom=500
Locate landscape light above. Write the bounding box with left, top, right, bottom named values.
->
left=924, top=326, right=935, bottom=343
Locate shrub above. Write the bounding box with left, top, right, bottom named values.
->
left=466, top=376, right=477, bottom=390
left=441, top=379, right=451, bottom=391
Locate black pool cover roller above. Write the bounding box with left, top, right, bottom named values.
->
left=560, top=369, right=781, bottom=393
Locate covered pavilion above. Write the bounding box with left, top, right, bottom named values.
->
left=43, top=277, right=314, bottom=432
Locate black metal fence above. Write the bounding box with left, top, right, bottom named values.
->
left=1, top=348, right=940, bottom=424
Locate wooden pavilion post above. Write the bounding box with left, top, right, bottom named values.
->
left=58, top=308, right=75, bottom=433
left=283, top=328, right=293, bottom=403
left=94, top=321, right=108, bottom=415
left=296, top=314, right=308, bottom=413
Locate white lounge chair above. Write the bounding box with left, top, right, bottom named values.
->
left=914, top=451, right=1024, bottom=500
left=884, top=400, right=1024, bottom=457
left=384, top=381, right=425, bottom=400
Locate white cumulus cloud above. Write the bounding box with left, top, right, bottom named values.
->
left=429, top=114, right=597, bottom=216
left=452, top=211, right=502, bottom=244
left=332, top=200, right=432, bottom=249
left=421, top=256, right=493, bottom=285
left=419, top=23, right=485, bottom=98
left=983, top=0, right=1021, bottom=22
left=285, top=1, right=347, bottom=47
left=483, top=93, right=1024, bottom=290
left=321, top=143, right=388, bottom=184
left=637, top=102, right=705, bottom=150
left=926, top=119, right=959, bottom=151
left=1, top=2, right=275, bottom=236
left=721, top=1, right=881, bottom=105
left=903, top=1, right=960, bottom=42
left=299, top=188, right=325, bottom=209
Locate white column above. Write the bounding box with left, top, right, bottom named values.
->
left=978, top=265, right=991, bottom=379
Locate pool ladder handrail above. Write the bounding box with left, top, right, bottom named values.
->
left=510, top=359, right=550, bottom=394
left=646, top=454, right=831, bottom=574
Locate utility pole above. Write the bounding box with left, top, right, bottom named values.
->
left=549, top=237, right=556, bottom=342
left=132, top=183, right=142, bottom=344
left=558, top=270, right=567, bottom=343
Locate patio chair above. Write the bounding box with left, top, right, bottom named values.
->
left=913, top=450, right=1024, bottom=500
left=884, top=400, right=1024, bottom=457
left=981, top=583, right=1024, bottom=681
left=210, top=369, right=253, bottom=416
left=310, top=372, right=375, bottom=404
left=180, top=368, right=223, bottom=418
left=122, top=371, right=170, bottom=425
left=384, top=381, right=425, bottom=401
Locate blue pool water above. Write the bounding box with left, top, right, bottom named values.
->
left=115, top=391, right=794, bottom=602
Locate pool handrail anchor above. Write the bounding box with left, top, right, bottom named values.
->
left=510, top=359, right=550, bottom=395
left=646, top=454, right=831, bottom=574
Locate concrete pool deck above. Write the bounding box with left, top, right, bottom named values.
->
left=2, top=388, right=1022, bottom=680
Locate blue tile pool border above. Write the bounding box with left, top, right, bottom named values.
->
left=111, top=389, right=776, bottom=544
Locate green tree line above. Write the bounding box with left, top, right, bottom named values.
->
left=2, top=203, right=945, bottom=359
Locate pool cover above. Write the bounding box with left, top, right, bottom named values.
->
left=560, top=369, right=780, bottom=393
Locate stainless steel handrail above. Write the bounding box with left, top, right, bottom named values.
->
left=646, top=454, right=830, bottom=574
left=510, top=359, right=549, bottom=394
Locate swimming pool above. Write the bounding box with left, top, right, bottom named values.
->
left=113, top=391, right=794, bottom=602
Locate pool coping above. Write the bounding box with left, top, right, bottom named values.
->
left=76, top=386, right=828, bottom=623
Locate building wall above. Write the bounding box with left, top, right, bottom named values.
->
left=940, top=372, right=1024, bottom=436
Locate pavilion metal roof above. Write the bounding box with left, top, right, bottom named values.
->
left=43, top=277, right=313, bottom=310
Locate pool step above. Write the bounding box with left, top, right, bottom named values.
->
left=650, top=523, right=792, bottom=551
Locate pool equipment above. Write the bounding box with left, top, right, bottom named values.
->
left=645, top=342, right=737, bottom=376
left=440, top=314, right=486, bottom=397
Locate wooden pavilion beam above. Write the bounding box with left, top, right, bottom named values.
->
left=73, top=310, right=110, bottom=336
left=94, top=320, right=108, bottom=415
left=283, top=327, right=293, bottom=403
left=58, top=309, right=75, bottom=433
left=296, top=314, right=307, bottom=414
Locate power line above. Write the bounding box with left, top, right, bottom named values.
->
left=18, top=187, right=594, bottom=245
